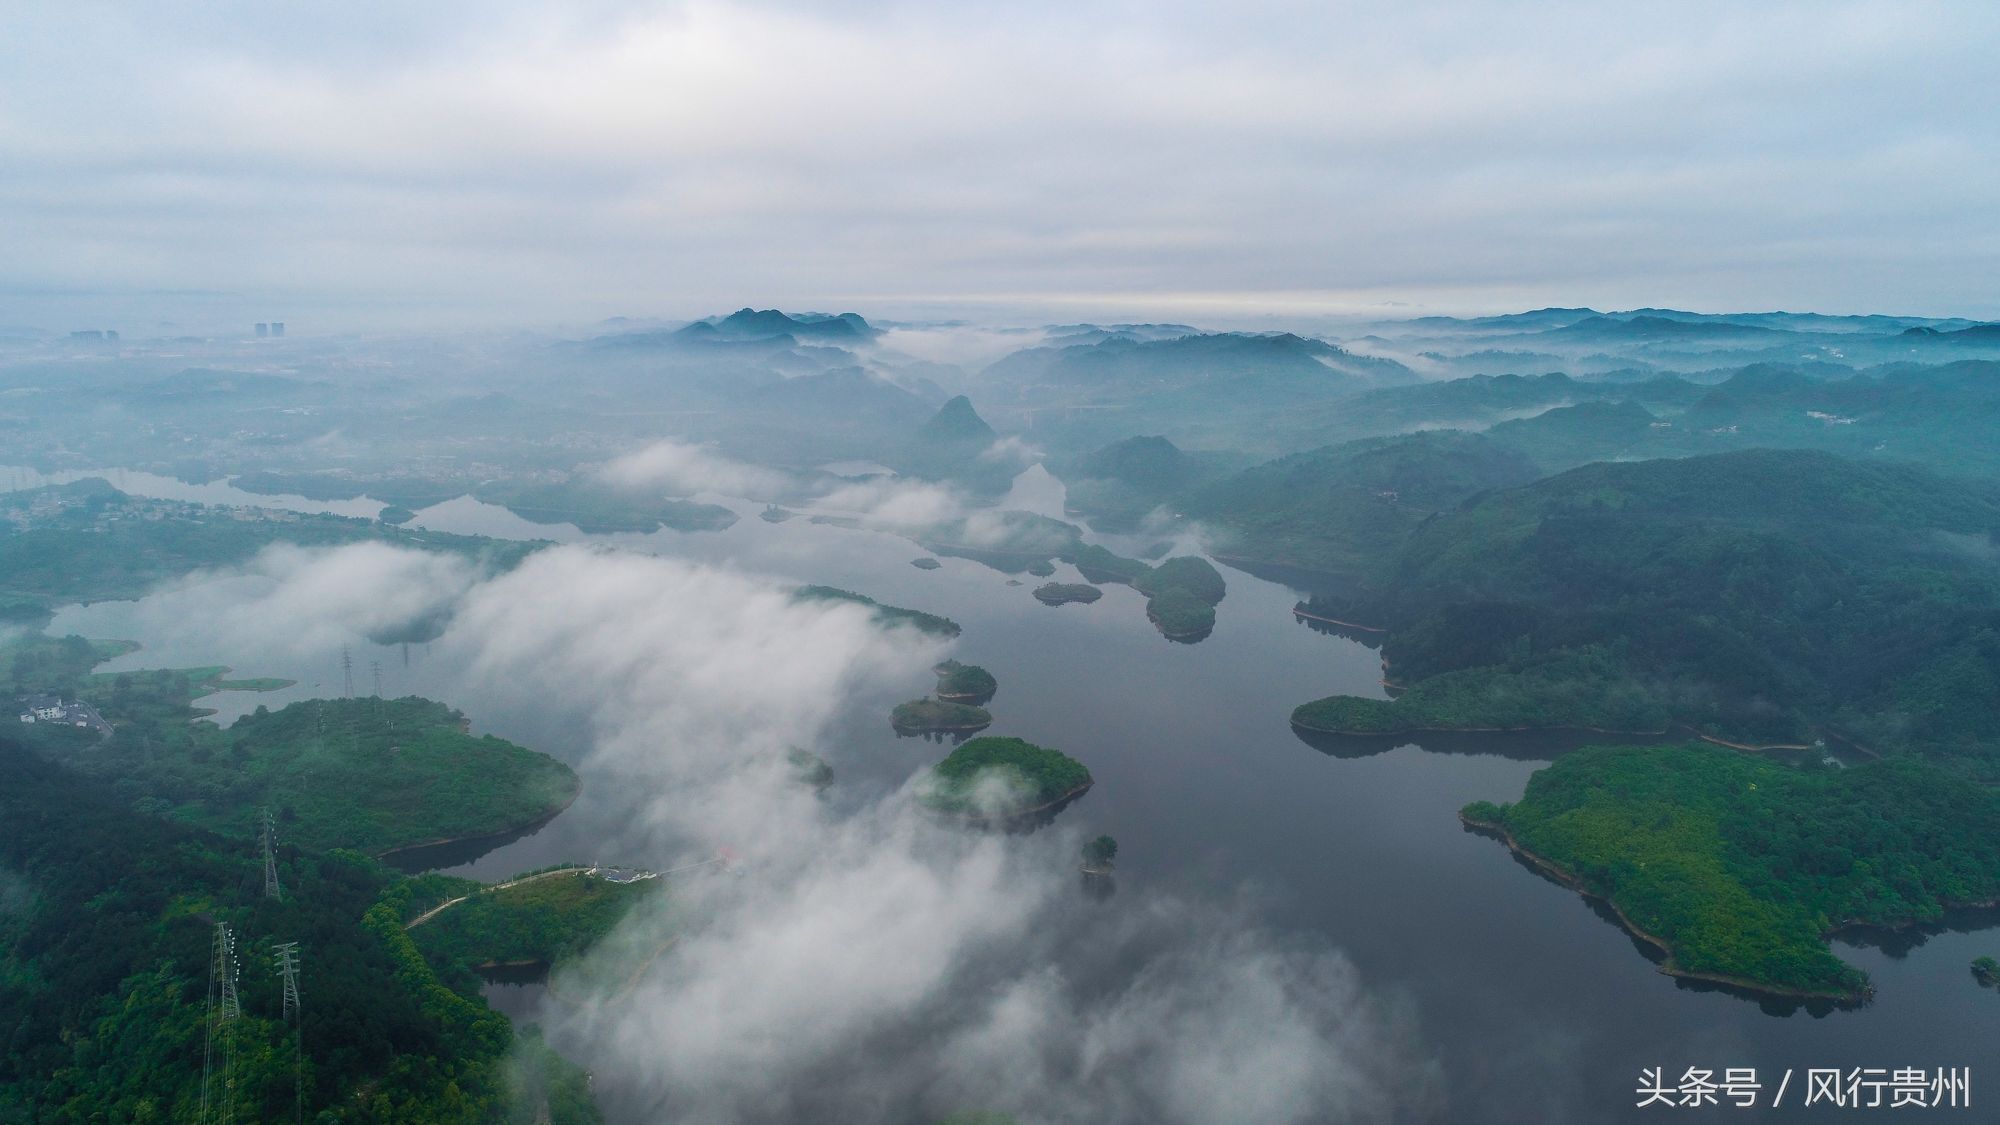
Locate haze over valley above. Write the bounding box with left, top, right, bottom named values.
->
left=5, top=3, right=2000, bottom=1123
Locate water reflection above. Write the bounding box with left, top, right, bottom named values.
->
left=1293, top=724, right=1664, bottom=761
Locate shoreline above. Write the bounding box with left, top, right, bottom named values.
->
left=1290, top=608, right=1387, bottom=633
left=928, top=779, right=1094, bottom=827
left=1458, top=811, right=1866, bottom=1004
left=1291, top=712, right=1816, bottom=752
left=1145, top=605, right=1213, bottom=642
left=1291, top=717, right=1667, bottom=738
left=375, top=779, right=582, bottom=862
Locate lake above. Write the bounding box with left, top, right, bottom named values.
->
left=46, top=472, right=1997, bottom=1123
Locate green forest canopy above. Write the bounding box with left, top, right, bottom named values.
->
left=1462, top=744, right=2000, bottom=997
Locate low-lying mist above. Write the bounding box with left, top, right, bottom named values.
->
left=122, top=542, right=1441, bottom=1123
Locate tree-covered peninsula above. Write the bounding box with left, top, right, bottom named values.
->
left=403, top=867, right=661, bottom=976
left=919, top=736, right=1093, bottom=820
left=0, top=737, right=605, bottom=1123
left=34, top=684, right=579, bottom=857
left=1461, top=744, right=2000, bottom=999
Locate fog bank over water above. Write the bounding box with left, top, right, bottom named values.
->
left=129, top=540, right=1438, bottom=1122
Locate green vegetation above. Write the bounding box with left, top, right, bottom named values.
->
left=1973, top=957, right=2000, bottom=988
left=1060, top=435, right=1216, bottom=530
left=891, top=698, right=994, bottom=736
left=912, top=556, right=942, bottom=570
left=45, top=686, right=579, bottom=856
left=0, top=481, right=540, bottom=625
left=933, top=659, right=998, bottom=704
left=1061, top=543, right=1152, bottom=584
left=921, top=736, right=1092, bottom=818
left=474, top=479, right=738, bottom=534
left=1045, top=545, right=1224, bottom=636
left=1294, top=450, right=2000, bottom=768
left=408, top=869, right=660, bottom=972
left=1134, top=556, right=1226, bottom=640
left=1462, top=744, right=2000, bottom=998
left=0, top=736, right=601, bottom=1122
left=3, top=633, right=138, bottom=696
left=1144, top=587, right=1215, bottom=640
left=377, top=504, right=417, bottom=524
left=1133, top=555, right=1227, bottom=604
left=1181, top=431, right=1541, bottom=583
left=760, top=504, right=796, bottom=523
left=1032, top=582, right=1102, bottom=605
left=793, top=585, right=963, bottom=636
left=1293, top=649, right=1672, bottom=735
left=1082, top=835, right=1118, bottom=870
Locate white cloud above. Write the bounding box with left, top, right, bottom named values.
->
left=814, top=476, right=967, bottom=530
left=128, top=541, right=481, bottom=657
left=596, top=439, right=790, bottom=498
left=140, top=538, right=1438, bottom=1122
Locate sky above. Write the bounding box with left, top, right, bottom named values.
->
left=3, top=0, right=1997, bottom=332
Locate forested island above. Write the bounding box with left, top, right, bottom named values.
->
left=1033, top=582, right=1102, bottom=605
left=933, top=659, right=998, bottom=705
left=919, top=736, right=1093, bottom=821
left=1051, top=546, right=1227, bottom=640
left=793, top=584, right=962, bottom=636
left=1461, top=744, right=2000, bottom=1000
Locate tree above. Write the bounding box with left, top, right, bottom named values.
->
left=1082, top=835, right=1118, bottom=869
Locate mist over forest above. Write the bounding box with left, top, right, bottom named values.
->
left=7, top=3, right=2000, bottom=1123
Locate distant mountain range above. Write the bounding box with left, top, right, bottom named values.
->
left=678, top=308, right=880, bottom=343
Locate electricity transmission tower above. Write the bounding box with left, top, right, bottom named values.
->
left=201, top=924, right=242, bottom=1123
left=261, top=808, right=282, bottom=901
left=340, top=646, right=354, bottom=698
left=273, top=942, right=304, bottom=1124
left=370, top=659, right=382, bottom=698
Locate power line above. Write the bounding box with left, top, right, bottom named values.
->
left=261, top=808, right=282, bottom=902
left=273, top=941, right=304, bottom=1125
left=201, top=923, right=242, bottom=1124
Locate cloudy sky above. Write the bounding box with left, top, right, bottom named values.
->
left=4, top=0, right=1996, bottom=331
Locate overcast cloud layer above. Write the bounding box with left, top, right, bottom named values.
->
left=4, top=0, right=1997, bottom=330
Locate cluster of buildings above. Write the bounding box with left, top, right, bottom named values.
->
left=16, top=694, right=111, bottom=735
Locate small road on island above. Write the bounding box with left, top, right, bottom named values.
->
left=402, top=855, right=724, bottom=930
left=405, top=866, right=594, bottom=929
